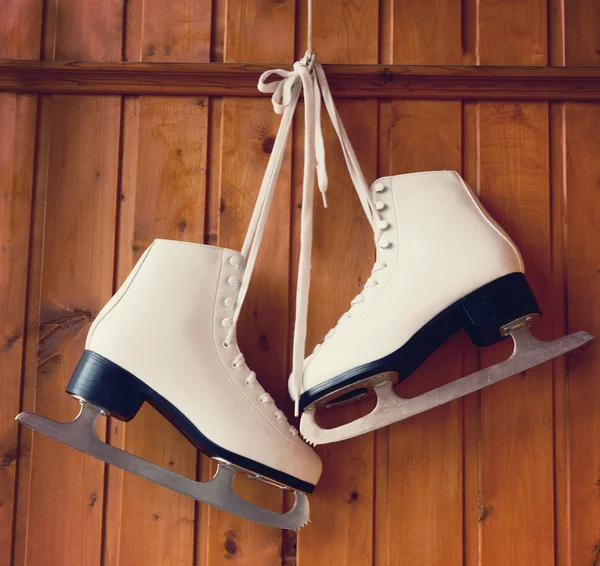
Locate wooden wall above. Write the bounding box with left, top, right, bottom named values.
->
left=1, top=0, right=600, bottom=564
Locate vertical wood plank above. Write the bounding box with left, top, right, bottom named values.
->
left=0, top=92, right=38, bottom=566
left=0, top=2, right=43, bottom=562
left=391, top=0, right=462, bottom=64
left=479, top=0, right=547, bottom=65
left=462, top=100, right=482, bottom=566
left=204, top=96, right=292, bottom=566
left=24, top=93, right=121, bottom=566
left=224, top=0, right=295, bottom=63
left=294, top=100, right=378, bottom=566
left=565, top=0, right=600, bottom=66
left=478, top=102, right=554, bottom=566
left=477, top=7, right=553, bottom=566
left=376, top=100, right=464, bottom=566
left=550, top=101, right=569, bottom=566
left=14, top=1, right=124, bottom=564
left=125, top=0, right=211, bottom=62
left=199, top=4, right=296, bottom=564
left=43, top=0, right=124, bottom=60
left=12, top=95, right=51, bottom=566
left=564, top=102, right=600, bottom=566
left=293, top=4, right=380, bottom=565
left=111, top=95, right=208, bottom=566
left=563, top=10, right=600, bottom=565
left=295, top=0, right=378, bottom=62
left=104, top=3, right=212, bottom=566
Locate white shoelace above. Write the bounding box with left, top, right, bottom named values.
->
left=314, top=260, right=388, bottom=352
left=224, top=51, right=383, bottom=416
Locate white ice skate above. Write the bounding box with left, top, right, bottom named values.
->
left=16, top=51, right=344, bottom=531
left=293, top=171, right=593, bottom=445
left=17, top=240, right=322, bottom=529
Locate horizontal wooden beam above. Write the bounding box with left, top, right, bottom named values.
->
left=1, top=60, right=600, bottom=99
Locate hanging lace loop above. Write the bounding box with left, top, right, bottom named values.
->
left=225, top=51, right=383, bottom=416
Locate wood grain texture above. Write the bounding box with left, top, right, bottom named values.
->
left=294, top=99, right=378, bottom=566
left=110, top=95, right=209, bottom=566
left=103, top=3, right=213, bottom=564
left=549, top=101, right=569, bottom=566
left=23, top=93, right=121, bottom=566
left=125, top=0, right=212, bottom=62
left=11, top=1, right=124, bottom=564
left=0, top=3, right=42, bottom=562
left=479, top=0, right=548, bottom=65
left=376, top=100, right=464, bottom=566
left=461, top=100, right=482, bottom=566
left=4, top=62, right=600, bottom=99
left=43, top=0, right=124, bottom=60
left=478, top=102, right=554, bottom=566
left=225, top=0, right=295, bottom=63
left=293, top=2, right=379, bottom=563
left=0, top=0, right=43, bottom=59
left=392, top=0, right=462, bottom=64
left=3, top=2, right=600, bottom=565
left=200, top=4, right=296, bottom=563
left=0, top=92, right=37, bottom=566
left=565, top=0, right=600, bottom=66
left=203, top=96, right=292, bottom=566
left=295, top=0, right=378, bottom=63
left=11, top=95, right=52, bottom=566
left=564, top=102, right=600, bottom=566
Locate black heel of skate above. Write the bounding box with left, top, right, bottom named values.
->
left=66, top=350, right=146, bottom=421
left=460, top=273, right=541, bottom=347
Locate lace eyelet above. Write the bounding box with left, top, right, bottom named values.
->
left=223, top=297, right=235, bottom=308
left=244, top=377, right=254, bottom=387
left=227, top=276, right=240, bottom=288
left=223, top=341, right=232, bottom=349
left=221, top=318, right=233, bottom=328
left=274, top=412, right=283, bottom=421
left=228, top=256, right=241, bottom=268
left=375, top=201, right=386, bottom=211
left=374, top=182, right=386, bottom=193
left=231, top=361, right=240, bottom=369
left=379, top=239, right=391, bottom=249
left=378, top=220, right=389, bottom=230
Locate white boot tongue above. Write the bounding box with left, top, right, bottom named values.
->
left=225, top=51, right=384, bottom=416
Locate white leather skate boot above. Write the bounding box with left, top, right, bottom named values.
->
left=295, top=171, right=593, bottom=445
left=16, top=49, right=380, bottom=529
left=17, top=239, right=322, bottom=529
left=16, top=50, right=342, bottom=530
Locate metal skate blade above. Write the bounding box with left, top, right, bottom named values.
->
left=16, top=402, right=310, bottom=530
left=301, top=328, right=593, bottom=445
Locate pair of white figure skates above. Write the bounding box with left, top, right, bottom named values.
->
left=18, top=54, right=593, bottom=531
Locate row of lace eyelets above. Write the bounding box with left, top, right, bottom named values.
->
left=228, top=320, right=297, bottom=435
left=314, top=183, right=391, bottom=351
left=222, top=257, right=241, bottom=330
left=374, top=183, right=392, bottom=250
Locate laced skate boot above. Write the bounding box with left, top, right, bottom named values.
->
left=17, top=240, right=321, bottom=529
left=294, top=170, right=593, bottom=445
left=16, top=50, right=359, bottom=529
